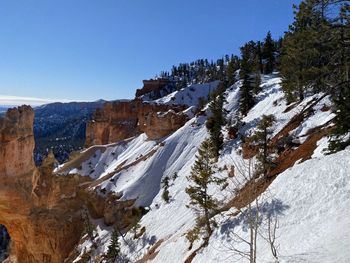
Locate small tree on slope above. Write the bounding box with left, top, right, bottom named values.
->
left=105, top=227, right=121, bottom=263
left=206, top=91, right=227, bottom=158
left=250, top=115, right=276, bottom=177
left=239, top=74, right=255, bottom=116
left=262, top=31, right=276, bottom=74
left=81, top=207, right=96, bottom=247
left=161, top=176, right=171, bottom=203
left=185, top=139, right=226, bottom=244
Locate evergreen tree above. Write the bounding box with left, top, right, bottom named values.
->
left=329, top=3, right=350, bottom=151
left=274, top=37, right=283, bottom=69
left=280, top=0, right=333, bottom=102
left=197, top=96, right=207, bottom=110
left=256, top=41, right=264, bottom=74
left=238, top=41, right=259, bottom=115
left=105, top=227, right=121, bottom=263
left=239, top=74, right=255, bottom=116
left=262, top=31, right=276, bottom=74
left=216, top=58, right=225, bottom=81
left=81, top=208, right=95, bottom=245
left=206, top=84, right=227, bottom=158
left=280, top=0, right=350, bottom=148
left=239, top=41, right=258, bottom=79
left=185, top=139, right=225, bottom=240
left=250, top=115, right=276, bottom=177
left=161, top=176, right=171, bottom=203
left=227, top=55, right=240, bottom=86
left=253, top=72, right=262, bottom=95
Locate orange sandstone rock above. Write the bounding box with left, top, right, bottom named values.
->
left=85, top=100, right=187, bottom=146
left=0, top=106, right=135, bottom=263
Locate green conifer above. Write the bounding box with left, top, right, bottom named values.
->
left=262, top=31, right=276, bottom=74
left=105, top=227, right=121, bottom=263
left=250, top=115, right=276, bottom=177
left=185, top=139, right=225, bottom=240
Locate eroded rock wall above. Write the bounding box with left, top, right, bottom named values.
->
left=135, top=78, right=172, bottom=98
left=85, top=100, right=187, bottom=146
left=0, top=106, right=133, bottom=263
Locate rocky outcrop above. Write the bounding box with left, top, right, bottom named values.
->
left=0, top=106, right=135, bottom=263
left=0, top=105, right=35, bottom=177
left=139, top=110, right=188, bottom=140
left=85, top=100, right=187, bottom=146
left=0, top=106, right=83, bottom=262
left=135, top=78, right=173, bottom=99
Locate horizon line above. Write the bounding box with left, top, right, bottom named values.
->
left=0, top=94, right=93, bottom=107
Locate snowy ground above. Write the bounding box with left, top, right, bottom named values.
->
left=195, top=149, right=350, bottom=263
left=145, top=81, right=220, bottom=107
left=67, top=75, right=349, bottom=263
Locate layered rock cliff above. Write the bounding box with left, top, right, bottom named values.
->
left=0, top=106, right=134, bottom=263
left=85, top=100, right=187, bottom=147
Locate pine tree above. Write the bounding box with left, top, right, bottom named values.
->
left=238, top=41, right=259, bottom=115
left=262, top=31, right=276, bottom=74
left=185, top=139, right=225, bottom=240
left=253, top=72, right=262, bottom=95
left=328, top=3, right=350, bottom=151
left=105, top=227, right=121, bottom=263
left=280, top=0, right=350, bottom=148
left=274, top=37, right=283, bottom=69
left=81, top=208, right=95, bottom=246
left=161, top=176, right=171, bottom=203
left=280, top=0, right=332, bottom=102
left=256, top=41, right=264, bottom=74
left=206, top=83, right=227, bottom=158
left=239, top=74, right=255, bottom=116
left=227, top=55, right=240, bottom=86
left=250, top=115, right=276, bottom=177
left=240, top=41, right=258, bottom=79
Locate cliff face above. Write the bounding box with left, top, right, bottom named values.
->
left=138, top=110, right=188, bottom=140
left=0, top=106, right=80, bottom=262
left=0, top=106, right=132, bottom=263
left=135, top=78, right=173, bottom=99
left=0, top=105, right=35, bottom=177
left=85, top=100, right=187, bottom=147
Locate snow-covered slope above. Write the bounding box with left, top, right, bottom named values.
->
left=146, top=81, right=220, bottom=107
left=65, top=74, right=349, bottom=263
left=195, top=149, right=350, bottom=263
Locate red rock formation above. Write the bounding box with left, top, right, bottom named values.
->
left=85, top=100, right=187, bottom=146
left=138, top=110, right=188, bottom=140
left=0, top=105, right=35, bottom=177
left=0, top=106, right=83, bottom=262
left=135, top=78, right=171, bottom=98
left=0, top=106, right=135, bottom=263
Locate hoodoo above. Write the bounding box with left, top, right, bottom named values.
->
left=0, top=106, right=133, bottom=263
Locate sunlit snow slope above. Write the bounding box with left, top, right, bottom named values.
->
left=63, top=76, right=349, bottom=263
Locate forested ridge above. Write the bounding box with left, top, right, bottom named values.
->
left=156, top=0, right=350, bottom=151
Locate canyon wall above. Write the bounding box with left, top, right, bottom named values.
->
left=85, top=100, right=187, bottom=147
left=0, top=106, right=132, bottom=263
left=0, top=99, right=188, bottom=261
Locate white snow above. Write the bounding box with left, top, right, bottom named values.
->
left=195, top=149, right=350, bottom=263
left=150, top=81, right=220, bottom=107
left=68, top=74, right=348, bottom=263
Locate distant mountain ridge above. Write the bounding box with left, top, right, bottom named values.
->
left=33, top=100, right=108, bottom=164
left=0, top=106, right=15, bottom=115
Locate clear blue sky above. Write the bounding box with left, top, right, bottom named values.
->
left=0, top=0, right=300, bottom=102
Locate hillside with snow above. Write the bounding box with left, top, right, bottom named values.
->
left=52, top=74, right=350, bottom=263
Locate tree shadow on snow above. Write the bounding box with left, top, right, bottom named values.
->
left=123, top=233, right=157, bottom=256
left=219, top=198, right=290, bottom=237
